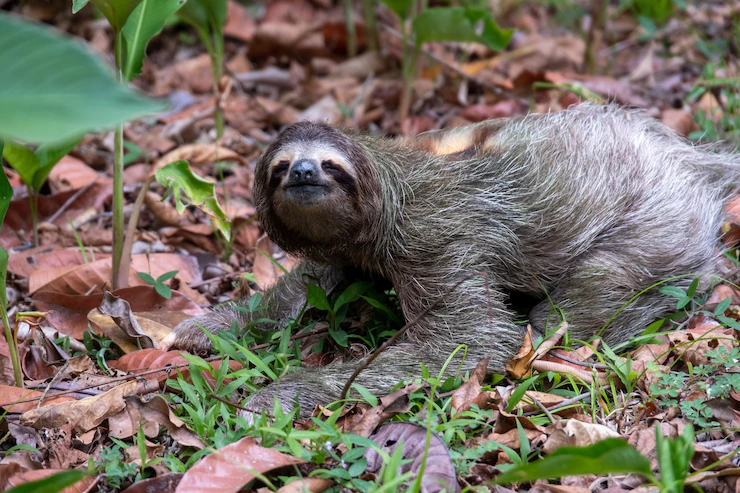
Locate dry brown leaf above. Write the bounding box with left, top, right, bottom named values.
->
left=47, top=156, right=99, bottom=191
left=669, top=322, right=735, bottom=366
left=8, top=248, right=108, bottom=279
left=95, top=291, right=155, bottom=349
left=505, top=325, right=535, bottom=378
left=347, top=384, right=423, bottom=437
left=175, top=437, right=304, bottom=493
left=223, top=1, right=256, bottom=42
left=661, top=108, right=697, bottom=137
left=0, top=385, right=76, bottom=413
left=33, top=286, right=205, bottom=339
left=109, top=395, right=206, bottom=449
left=542, top=419, right=620, bottom=454
left=4, top=468, right=97, bottom=492
left=451, top=357, right=489, bottom=413
left=29, top=253, right=202, bottom=301
left=253, top=235, right=296, bottom=290
left=366, top=422, right=460, bottom=493
left=119, top=473, right=184, bottom=493
left=20, top=379, right=159, bottom=433
left=152, top=143, right=249, bottom=175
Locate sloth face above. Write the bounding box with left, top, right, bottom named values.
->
left=262, top=139, right=361, bottom=243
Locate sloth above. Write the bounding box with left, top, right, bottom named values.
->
left=162, top=104, right=740, bottom=416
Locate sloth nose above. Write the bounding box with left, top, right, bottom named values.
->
left=291, top=159, right=318, bottom=181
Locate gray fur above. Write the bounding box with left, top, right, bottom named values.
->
left=162, top=104, right=739, bottom=417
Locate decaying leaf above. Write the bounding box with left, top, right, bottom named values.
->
left=365, top=422, right=460, bottom=493
left=174, top=437, right=304, bottom=493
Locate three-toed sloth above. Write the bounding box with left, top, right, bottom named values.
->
left=162, top=104, right=739, bottom=416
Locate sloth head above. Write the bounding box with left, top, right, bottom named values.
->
left=254, top=122, right=381, bottom=259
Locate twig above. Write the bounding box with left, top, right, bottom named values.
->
left=46, top=177, right=100, bottom=225
left=339, top=277, right=469, bottom=403
left=526, top=392, right=556, bottom=424
left=550, top=351, right=610, bottom=371
left=208, top=392, right=273, bottom=418
left=522, top=392, right=589, bottom=417
left=116, top=176, right=155, bottom=289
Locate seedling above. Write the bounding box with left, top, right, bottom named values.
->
left=137, top=270, right=179, bottom=299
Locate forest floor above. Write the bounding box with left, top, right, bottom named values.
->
left=0, top=0, right=739, bottom=492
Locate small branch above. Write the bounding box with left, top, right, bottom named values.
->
left=46, top=176, right=100, bottom=225
left=116, top=176, right=155, bottom=289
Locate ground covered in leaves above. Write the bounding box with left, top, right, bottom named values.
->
left=0, top=0, right=739, bottom=492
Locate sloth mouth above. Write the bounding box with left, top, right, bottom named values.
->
left=285, top=183, right=326, bottom=189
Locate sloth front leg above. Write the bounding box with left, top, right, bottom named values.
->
left=242, top=276, right=526, bottom=418
left=161, top=260, right=345, bottom=354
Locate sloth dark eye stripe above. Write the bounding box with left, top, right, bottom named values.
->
left=272, top=160, right=289, bottom=177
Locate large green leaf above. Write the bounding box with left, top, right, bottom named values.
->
left=122, top=0, right=186, bottom=81
left=0, top=13, right=164, bottom=144
left=493, top=438, right=652, bottom=485
left=89, top=0, right=144, bottom=32
left=155, top=160, right=230, bottom=240
left=412, top=8, right=513, bottom=51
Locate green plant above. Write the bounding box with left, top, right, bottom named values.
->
left=155, top=159, right=231, bottom=242
left=176, top=0, right=227, bottom=139
left=687, top=64, right=740, bottom=142
left=137, top=269, right=178, bottom=298
left=0, top=139, right=22, bottom=387
left=83, top=326, right=117, bottom=374
left=97, top=443, right=139, bottom=489
left=618, top=0, right=683, bottom=38
left=72, top=0, right=184, bottom=290
left=2, top=138, right=80, bottom=246
left=492, top=425, right=695, bottom=493
left=378, top=0, right=513, bottom=123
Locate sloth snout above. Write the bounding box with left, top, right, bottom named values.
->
left=291, top=159, right=318, bottom=182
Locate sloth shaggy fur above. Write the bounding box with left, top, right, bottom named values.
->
left=162, top=103, right=740, bottom=417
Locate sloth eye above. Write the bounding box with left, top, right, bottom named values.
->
left=321, top=160, right=340, bottom=171
left=273, top=160, right=290, bottom=177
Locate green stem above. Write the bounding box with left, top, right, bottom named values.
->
left=0, top=304, right=21, bottom=387
left=212, top=28, right=225, bottom=140
left=29, top=191, right=39, bottom=247
left=111, top=30, right=125, bottom=290
left=342, top=0, right=357, bottom=58
left=362, top=0, right=378, bottom=51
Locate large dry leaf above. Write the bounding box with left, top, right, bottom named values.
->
left=48, top=156, right=99, bottom=191
left=109, top=348, right=242, bottom=387
left=4, top=468, right=97, bottom=493
left=32, top=286, right=205, bottom=339
left=29, top=253, right=201, bottom=296
left=109, top=395, right=205, bottom=448
left=347, top=384, right=423, bottom=438
left=0, top=385, right=75, bottom=413
left=20, top=379, right=159, bottom=433
left=8, top=247, right=108, bottom=278
left=366, top=422, right=460, bottom=493
left=0, top=180, right=112, bottom=248
left=542, top=419, right=620, bottom=454
left=253, top=236, right=296, bottom=291
left=175, top=436, right=304, bottom=493
left=450, top=358, right=489, bottom=413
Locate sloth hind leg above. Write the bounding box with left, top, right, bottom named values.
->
left=528, top=250, right=683, bottom=347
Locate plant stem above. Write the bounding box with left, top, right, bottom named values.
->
left=342, top=0, right=357, bottom=58
left=117, top=175, right=155, bottom=290
left=362, top=0, right=378, bottom=51
left=29, top=191, right=39, bottom=247
left=211, top=27, right=225, bottom=140
left=111, top=30, right=125, bottom=290
left=1, top=305, right=22, bottom=387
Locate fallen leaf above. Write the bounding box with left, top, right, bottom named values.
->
left=366, top=422, right=460, bottom=493
left=20, top=379, right=159, bottom=433
left=175, top=437, right=304, bottom=493
left=542, top=419, right=620, bottom=454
